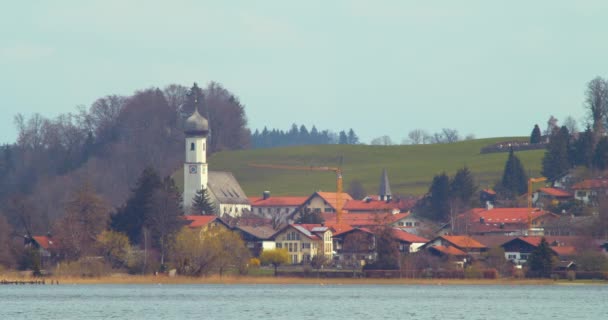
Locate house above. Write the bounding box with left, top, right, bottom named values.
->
left=25, top=235, right=59, bottom=269
left=500, top=236, right=580, bottom=265
left=183, top=215, right=230, bottom=235
left=480, top=189, right=497, bottom=205
left=421, top=235, right=488, bottom=256
left=393, top=214, right=447, bottom=238
left=331, top=227, right=376, bottom=267
left=453, top=207, right=557, bottom=236
left=233, top=224, right=276, bottom=257
left=297, top=191, right=353, bottom=214
left=391, top=228, right=428, bottom=253
left=532, top=187, right=573, bottom=207
left=571, top=179, right=608, bottom=205
left=272, top=224, right=333, bottom=264
left=543, top=215, right=595, bottom=236
left=248, top=192, right=307, bottom=223
left=323, top=212, right=410, bottom=228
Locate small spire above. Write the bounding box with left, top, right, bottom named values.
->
left=379, top=168, right=392, bottom=201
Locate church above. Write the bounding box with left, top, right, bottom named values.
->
left=182, top=84, right=251, bottom=217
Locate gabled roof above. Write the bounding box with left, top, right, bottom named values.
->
left=465, top=207, right=553, bottom=225
left=207, top=171, right=250, bottom=205
left=330, top=224, right=354, bottom=236
left=471, top=235, right=517, bottom=248
left=306, top=192, right=353, bottom=210
left=538, top=187, right=572, bottom=198
left=571, top=179, right=608, bottom=190
left=235, top=225, right=276, bottom=240
left=440, top=235, right=487, bottom=249
left=482, top=189, right=497, bottom=195
left=391, top=228, right=428, bottom=244
left=32, top=236, right=58, bottom=250
left=249, top=196, right=308, bottom=207
left=272, top=224, right=325, bottom=240
left=343, top=199, right=402, bottom=212
left=428, top=245, right=467, bottom=256
left=183, top=215, right=217, bottom=228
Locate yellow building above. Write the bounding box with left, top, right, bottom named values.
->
left=272, top=224, right=333, bottom=264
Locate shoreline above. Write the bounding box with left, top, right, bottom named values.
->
left=2, top=274, right=606, bottom=286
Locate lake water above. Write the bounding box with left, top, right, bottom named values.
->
left=1, top=284, right=607, bottom=319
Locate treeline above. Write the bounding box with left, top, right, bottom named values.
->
left=251, top=125, right=359, bottom=148
left=0, top=83, right=249, bottom=235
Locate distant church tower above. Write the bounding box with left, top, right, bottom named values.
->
left=183, top=84, right=210, bottom=210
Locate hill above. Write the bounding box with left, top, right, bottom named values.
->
left=182, top=137, right=544, bottom=197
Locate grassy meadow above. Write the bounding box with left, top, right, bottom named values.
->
left=181, top=137, right=544, bottom=197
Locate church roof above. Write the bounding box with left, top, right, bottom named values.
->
left=379, top=168, right=392, bottom=197
left=184, top=107, right=209, bottom=136
left=207, top=171, right=250, bottom=205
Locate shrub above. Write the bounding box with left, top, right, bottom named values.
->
left=249, top=258, right=260, bottom=268
left=54, top=258, right=112, bottom=277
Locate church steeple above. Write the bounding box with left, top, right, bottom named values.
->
left=378, top=168, right=392, bottom=202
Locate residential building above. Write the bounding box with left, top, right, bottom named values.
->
left=501, top=236, right=579, bottom=265
left=453, top=207, right=557, bottom=236
left=571, top=179, right=608, bottom=205
left=332, top=227, right=376, bottom=267
left=248, top=191, right=307, bottom=223
left=392, top=228, right=429, bottom=253
left=532, top=187, right=573, bottom=207
left=233, top=224, right=276, bottom=257
left=298, top=191, right=353, bottom=214
left=421, top=235, right=488, bottom=257
left=272, top=224, right=333, bottom=264
left=323, top=212, right=410, bottom=228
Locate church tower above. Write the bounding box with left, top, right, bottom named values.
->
left=183, top=84, right=209, bottom=211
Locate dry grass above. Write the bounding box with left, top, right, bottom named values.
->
left=1, top=273, right=593, bottom=286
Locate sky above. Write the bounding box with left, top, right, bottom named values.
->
left=2, top=0, right=608, bottom=144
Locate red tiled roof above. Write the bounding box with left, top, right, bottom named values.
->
left=441, top=235, right=487, bottom=249
left=315, top=192, right=353, bottom=210
left=572, top=179, right=608, bottom=190
left=466, top=207, right=552, bottom=224
left=482, top=189, right=497, bottom=195
left=429, top=245, right=467, bottom=256
left=392, top=228, right=428, bottom=243
left=249, top=196, right=307, bottom=207
left=551, top=246, right=577, bottom=257
left=183, top=215, right=217, bottom=228
left=324, top=212, right=410, bottom=227
left=538, top=187, right=572, bottom=198
left=343, top=199, right=402, bottom=212
left=32, top=236, right=57, bottom=250
left=330, top=224, right=354, bottom=236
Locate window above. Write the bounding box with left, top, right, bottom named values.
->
left=324, top=208, right=334, bottom=213
left=414, top=222, right=420, bottom=227
left=520, top=254, right=529, bottom=260
left=288, top=243, right=293, bottom=252
left=406, top=222, right=413, bottom=227
left=302, top=243, right=311, bottom=250
left=507, top=254, right=516, bottom=260
left=190, top=142, right=195, bottom=151
left=276, top=243, right=282, bottom=249
left=398, top=222, right=404, bottom=226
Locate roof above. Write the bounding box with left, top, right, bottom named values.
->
left=466, top=207, right=552, bottom=225
left=184, top=215, right=217, bottom=228
left=391, top=228, right=428, bottom=243
left=323, top=212, right=410, bottom=227
left=330, top=224, right=354, bottom=236
left=207, top=171, right=250, bottom=205
left=184, top=106, right=209, bottom=136
left=378, top=168, right=392, bottom=197
left=482, top=189, right=497, bottom=195
left=572, top=179, right=608, bottom=190
left=310, top=192, right=353, bottom=210
left=440, top=235, right=487, bottom=249
left=249, top=196, right=307, bottom=207
left=273, top=224, right=327, bottom=240
left=32, top=236, right=57, bottom=250
left=343, top=199, right=402, bottom=212
left=235, top=225, right=276, bottom=240
left=538, top=187, right=572, bottom=198
left=551, top=246, right=576, bottom=257
left=471, top=235, right=517, bottom=248
left=428, top=245, right=467, bottom=256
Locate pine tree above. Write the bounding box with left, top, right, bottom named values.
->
left=450, top=167, right=476, bottom=207
left=541, top=126, right=571, bottom=181
left=428, top=173, right=451, bottom=221
left=295, top=209, right=324, bottom=224
left=571, top=127, right=594, bottom=167
left=192, top=187, right=216, bottom=215
left=500, top=148, right=528, bottom=199
left=530, top=124, right=542, bottom=144
left=593, top=137, right=608, bottom=170
left=110, top=167, right=162, bottom=243
left=527, top=237, right=555, bottom=278
left=338, top=131, right=348, bottom=144
left=347, top=129, right=359, bottom=144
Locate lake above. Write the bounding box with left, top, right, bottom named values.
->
left=1, top=284, right=607, bottom=319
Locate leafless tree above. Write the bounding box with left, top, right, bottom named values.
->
left=408, top=129, right=427, bottom=145
left=441, top=128, right=460, bottom=143
left=370, top=135, right=393, bottom=145
left=563, top=116, right=579, bottom=135
left=585, top=77, right=608, bottom=145
left=544, top=115, right=559, bottom=136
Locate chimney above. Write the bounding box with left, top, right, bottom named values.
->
left=263, top=191, right=270, bottom=200
left=480, top=217, right=485, bottom=224
left=485, top=201, right=494, bottom=210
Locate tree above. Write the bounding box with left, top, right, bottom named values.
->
left=260, top=249, right=289, bottom=276
left=571, top=126, right=594, bottom=167
left=0, top=214, right=14, bottom=268
left=450, top=167, right=477, bottom=212
left=428, top=173, right=451, bottom=222
left=208, top=228, right=250, bottom=276
left=499, top=148, right=528, bottom=199
left=366, top=226, right=399, bottom=270
left=192, top=187, right=216, bottom=215
left=563, top=116, right=579, bottom=135
left=338, top=131, right=348, bottom=144
left=530, top=124, right=542, bottom=144
left=527, top=237, right=555, bottom=278
left=111, top=167, right=162, bottom=244
left=544, top=115, right=559, bottom=136
left=370, top=135, right=393, bottom=145
left=576, top=250, right=608, bottom=272
left=347, top=180, right=367, bottom=200
left=407, top=129, right=426, bottom=145
left=441, top=128, right=460, bottom=143
left=295, top=209, right=324, bottom=224
left=171, top=227, right=216, bottom=276
left=54, top=183, right=110, bottom=260
left=542, top=126, right=571, bottom=181
left=146, top=177, right=183, bottom=267
left=347, top=129, right=359, bottom=144
left=584, top=77, right=608, bottom=146
left=96, top=230, right=132, bottom=269
left=593, top=137, right=608, bottom=170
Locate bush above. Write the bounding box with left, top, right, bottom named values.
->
left=249, top=258, right=260, bottom=268
left=464, top=265, right=483, bottom=279
left=54, top=258, right=112, bottom=277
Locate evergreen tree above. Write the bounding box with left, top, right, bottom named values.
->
left=295, top=209, right=324, bottom=224
left=571, top=126, right=594, bottom=167
left=428, top=173, right=451, bottom=221
left=541, top=126, right=571, bottom=181
left=530, top=124, right=542, bottom=144
left=347, top=128, right=359, bottom=144
left=147, top=176, right=184, bottom=266
left=110, top=167, right=162, bottom=244
left=450, top=167, right=476, bottom=207
left=500, top=148, right=528, bottom=198
left=338, top=130, right=348, bottom=144
left=192, top=187, right=216, bottom=215
left=593, top=137, right=608, bottom=170
left=527, top=237, right=555, bottom=278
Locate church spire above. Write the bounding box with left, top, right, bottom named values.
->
left=378, top=168, right=392, bottom=201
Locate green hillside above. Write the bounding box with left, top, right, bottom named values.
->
left=189, top=137, right=544, bottom=197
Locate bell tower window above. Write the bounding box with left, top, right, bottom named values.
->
left=190, top=143, right=195, bottom=151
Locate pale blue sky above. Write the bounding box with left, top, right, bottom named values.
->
left=2, top=0, right=608, bottom=144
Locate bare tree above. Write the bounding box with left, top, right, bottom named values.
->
left=408, top=129, right=427, bottom=145
left=347, top=180, right=367, bottom=200
left=370, top=135, right=393, bottom=145
left=563, top=116, right=579, bottom=135
left=585, top=77, right=608, bottom=145
left=544, top=115, right=559, bottom=136
left=442, top=128, right=460, bottom=143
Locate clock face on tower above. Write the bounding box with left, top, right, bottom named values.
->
left=189, top=165, right=198, bottom=174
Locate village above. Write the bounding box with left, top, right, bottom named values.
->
left=18, top=84, right=608, bottom=281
